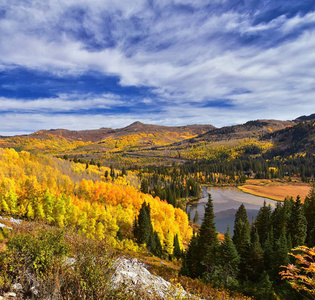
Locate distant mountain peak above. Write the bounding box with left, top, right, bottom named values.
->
left=130, top=121, right=144, bottom=125
left=295, top=113, right=315, bottom=122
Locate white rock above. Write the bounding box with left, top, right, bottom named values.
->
left=11, top=283, right=23, bottom=292
left=4, top=292, right=17, bottom=298
left=110, top=257, right=199, bottom=299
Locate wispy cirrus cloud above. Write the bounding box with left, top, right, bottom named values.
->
left=0, top=94, right=124, bottom=113
left=0, top=0, right=315, bottom=135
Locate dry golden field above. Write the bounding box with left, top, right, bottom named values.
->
left=238, top=179, right=312, bottom=201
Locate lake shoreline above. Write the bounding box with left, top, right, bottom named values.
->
left=237, top=185, right=283, bottom=202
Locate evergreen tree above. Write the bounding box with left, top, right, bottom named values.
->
left=110, top=165, right=115, bottom=178
left=255, top=271, right=276, bottom=300
left=116, top=227, right=123, bottom=241
left=180, top=234, right=199, bottom=278
left=272, top=228, right=289, bottom=282
left=217, top=226, right=240, bottom=287
left=271, top=202, right=287, bottom=241
left=263, top=230, right=275, bottom=274
left=134, top=202, right=153, bottom=245
left=288, top=196, right=307, bottom=247
left=198, top=193, right=219, bottom=276
left=309, top=224, right=315, bottom=247
left=255, top=201, right=272, bottom=247
left=147, top=233, right=156, bottom=253
left=173, top=234, right=182, bottom=259
left=233, top=204, right=251, bottom=282
left=233, top=203, right=251, bottom=254
left=140, top=179, right=149, bottom=194
left=248, top=225, right=264, bottom=282
left=152, top=231, right=163, bottom=258
left=121, top=167, right=127, bottom=176
left=193, top=210, right=199, bottom=223
left=304, top=186, right=315, bottom=245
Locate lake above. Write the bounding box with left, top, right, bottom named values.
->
left=187, top=186, right=278, bottom=233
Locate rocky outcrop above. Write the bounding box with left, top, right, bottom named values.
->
left=110, top=257, right=199, bottom=299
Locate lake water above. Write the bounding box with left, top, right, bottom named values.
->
left=187, top=187, right=278, bottom=233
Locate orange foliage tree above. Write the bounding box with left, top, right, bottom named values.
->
left=280, top=246, right=315, bottom=298
left=0, top=148, right=192, bottom=254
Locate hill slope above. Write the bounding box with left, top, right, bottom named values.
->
left=28, top=122, right=215, bottom=142
left=194, top=119, right=294, bottom=142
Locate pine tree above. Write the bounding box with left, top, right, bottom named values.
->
left=271, top=202, right=287, bottom=241
left=248, top=225, right=264, bottom=282
left=304, top=186, right=315, bottom=246
left=116, top=227, right=123, bottom=241
left=218, top=226, right=240, bottom=287
left=181, top=193, right=218, bottom=278
left=309, top=224, right=315, bottom=247
left=233, top=204, right=251, bottom=282
left=272, top=228, right=289, bottom=282
left=147, top=233, right=156, bottom=253
left=121, top=167, right=127, bottom=176
left=180, top=234, right=199, bottom=278
left=140, top=179, right=149, bottom=194
left=255, top=201, right=272, bottom=247
left=134, top=202, right=153, bottom=245
left=198, top=193, right=219, bottom=276
left=152, top=231, right=163, bottom=258
left=110, top=165, right=115, bottom=179
left=233, top=203, right=251, bottom=254
left=173, top=234, right=182, bottom=259
left=263, top=230, right=275, bottom=274
left=193, top=210, right=199, bottom=223
left=288, top=196, right=307, bottom=247
left=256, top=271, right=276, bottom=300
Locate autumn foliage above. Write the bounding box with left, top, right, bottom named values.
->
left=0, top=148, right=192, bottom=253
left=280, top=246, right=315, bottom=298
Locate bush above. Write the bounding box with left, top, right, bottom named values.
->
left=0, top=227, right=135, bottom=299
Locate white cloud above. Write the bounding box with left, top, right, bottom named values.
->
left=0, top=0, right=315, bottom=132
left=0, top=94, right=124, bottom=112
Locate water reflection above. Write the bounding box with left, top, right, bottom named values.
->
left=187, top=187, right=277, bottom=233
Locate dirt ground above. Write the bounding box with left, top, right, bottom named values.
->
left=238, top=179, right=313, bottom=201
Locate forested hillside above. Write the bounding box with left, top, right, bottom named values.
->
left=0, top=148, right=192, bottom=251
left=0, top=115, right=314, bottom=299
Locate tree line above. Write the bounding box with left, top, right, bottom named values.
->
left=180, top=187, right=315, bottom=300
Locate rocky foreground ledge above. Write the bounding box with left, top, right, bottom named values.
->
left=111, top=257, right=199, bottom=299
left=0, top=254, right=200, bottom=300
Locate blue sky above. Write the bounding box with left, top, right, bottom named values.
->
left=0, top=0, right=315, bottom=135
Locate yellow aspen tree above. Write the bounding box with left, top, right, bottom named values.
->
left=53, top=195, right=66, bottom=228
left=164, top=230, right=174, bottom=255
left=87, top=217, right=96, bottom=239
left=6, top=190, right=18, bottom=215
left=42, top=189, right=54, bottom=224
left=0, top=197, right=10, bottom=214
left=34, top=200, right=45, bottom=221
left=26, top=203, right=35, bottom=220
left=78, top=211, right=88, bottom=235
left=95, top=222, right=105, bottom=240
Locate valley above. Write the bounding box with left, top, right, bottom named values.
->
left=0, top=114, right=314, bottom=300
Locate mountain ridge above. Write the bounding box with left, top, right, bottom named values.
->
left=22, top=122, right=216, bottom=142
